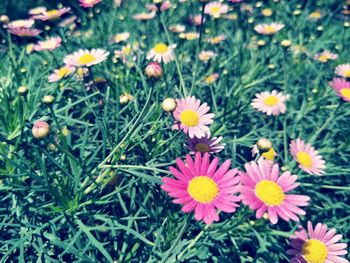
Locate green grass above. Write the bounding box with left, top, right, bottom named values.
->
left=0, top=0, right=349, bottom=262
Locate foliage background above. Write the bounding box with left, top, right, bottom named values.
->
left=0, top=0, right=349, bottom=262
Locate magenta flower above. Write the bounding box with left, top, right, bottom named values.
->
left=173, top=96, right=214, bottom=139
left=290, top=138, right=326, bottom=175
left=287, top=221, right=349, bottom=263
left=239, top=159, right=310, bottom=224
left=329, top=78, right=350, bottom=102
left=187, top=134, right=225, bottom=154
left=161, top=152, right=241, bottom=225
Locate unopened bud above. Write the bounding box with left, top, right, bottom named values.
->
left=32, top=121, right=50, bottom=139
left=42, top=95, right=55, bottom=104
left=17, top=86, right=28, bottom=95
left=161, top=98, right=176, bottom=112
left=145, top=62, right=163, bottom=80
left=256, top=138, right=272, bottom=153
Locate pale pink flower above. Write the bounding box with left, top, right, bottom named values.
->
left=290, top=138, right=326, bottom=175
left=335, top=63, right=350, bottom=78
left=110, top=32, right=130, bottom=43
left=5, top=19, right=34, bottom=29
left=32, top=7, right=70, bottom=21
left=251, top=90, right=289, bottom=116
left=239, top=159, right=310, bottom=224
left=173, top=96, right=214, bottom=139
left=48, top=65, right=75, bottom=82
left=146, top=43, right=175, bottom=64
left=190, top=14, right=205, bottom=26
left=329, top=78, right=350, bottom=102
left=34, top=37, right=61, bottom=51
left=29, top=7, right=47, bottom=15
left=132, top=11, right=156, bottom=21
left=79, top=0, right=102, bottom=8
left=205, top=2, right=229, bottom=18
left=8, top=28, right=42, bottom=37
left=199, top=50, right=216, bottom=62
left=254, top=23, right=285, bottom=35
left=169, top=24, right=186, bottom=33
left=187, top=134, right=225, bottom=154
left=64, top=49, right=109, bottom=67
left=287, top=221, right=349, bottom=263
left=313, top=50, right=338, bottom=62
left=161, top=152, right=241, bottom=225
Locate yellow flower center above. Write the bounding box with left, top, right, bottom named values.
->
left=318, top=54, right=328, bottom=62
left=180, top=110, right=199, bottom=127
left=58, top=67, right=70, bottom=78
left=265, top=25, right=276, bottom=34
left=296, top=151, right=313, bottom=168
left=255, top=180, right=285, bottom=206
left=262, top=148, right=276, bottom=161
left=46, top=10, right=60, bottom=17
left=309, top=12, right=321, bottom=19
left=210, top=6, right=221, bottom=14
left=342, top=69, right=350, bottom=77
left=302, top=239, right=328, bottom=263
left=264, top=95, right=279, bottom=106
left=340, top=88, right=350, bottom=100
left=195, top=143, right=210, bottom=153
left=188, top=176, right=218, bottom=203
left=154, top=43, right=168, bottom=54
left=78, top=54, right=96, bottom=65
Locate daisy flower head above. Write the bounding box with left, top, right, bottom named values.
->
left=251, top=90, right=289, bottom=116
left=313, top=50, right=338, bottom=63
left=329, top=78, right=350, bottom=102
left=146, top=42, right=176, bottom=64
left=63, top=49, right=110, bottom=67
left=79, top=0, right=102, bottom=8
left=254, top=23, right=285, bottom=35
left=161, top=152, right=241, bottom=225
left=34, top=37, right=61, bottom=51
left=287, top=221, right=349, bottom=263
left=187, top=134, right=225, bottom=154
left=8, top=28, right=42, bottom=37
left=204, top=73, right=219, bottom=84
left=204, top=2, right=229, bottom=18
left=335, top=63, right=350, bottom=78
left=290, top=138, right=326, bottom=175
left=32, top=7, right=70, bottom=21
left=173, top=96, right=214, bottom=139
left=48, top=65, right=75, bottom=83
left=132, top=11, right=156, bottom=21
left=169, top=24, right=186, bottom=33
left=29, top=6, right=47, bottom=15
left=5, top=19, right=35, bottom=29
left=199, top=50, right=216, bottom=62
left=110, top=32, right=130, bottom=44
left=239, top=159, right=310, bottom=224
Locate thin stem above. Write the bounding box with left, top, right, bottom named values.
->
left=160, top=15, right=187, bottom=96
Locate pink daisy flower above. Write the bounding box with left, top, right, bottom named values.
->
left=254, top=22, right=285, bottom=35
left=251, top=90, right=289, bottom=116
left=287, top=221, right=349, bottom=263
left=239, top=159, right=310, bottom=224
left=28, top=7, right=47, bottom=15
left=204, top=2, right=229, bottom=18
left=335, top=63, right=350, bottom=78
left=132, top=11, right=156, bottom=21
left=329, top=78, right=350, bottom=102
left=48, top=65, right=75, bottom=83
left=313, top=50, right=338, bottom=63
left=5, top=19, right=35, bottom=29
left=34, top=37, right=61, bottom=51
left=8, top=28, right=42, bottom=37
left=290, top=138, right=326, bottom=175
left=187, top=134, right=225, bottom=154
left=63, top=49, right=110, bottom=67
left=79, top=0, right=102, bottom=8
left=173, top=96, right=214, bottom=139
left=146, top=43, right=176, bottom=64
left=32, top=7, right=70, bottom=21
left=161, top=152, right=241, bottom=225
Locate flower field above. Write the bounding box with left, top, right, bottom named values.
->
left=0, top=0, right=349, bottom=262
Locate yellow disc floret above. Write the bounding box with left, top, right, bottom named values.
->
left=340, top=88, right=350, bottom=100
left=180, top=110, right=200, bottom=127
left=264, top=95, right=279, bottom=106
left=188, top=176, right=219, bottom=203
left=302, top=239, right=328, bottom=263
left=255, top=180, right=285, bottom=206
left=296, top=152, right=313, bottom=168
left=78, top=54, right=96, bottom=65
left=154, top=43, right=168, bottom=54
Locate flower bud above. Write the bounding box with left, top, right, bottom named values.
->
left=42, top=95, right=55, bottom=104
left=17, top=86, right=28, bottom=95
left=32, top=121, right=50, bottom=139
left=161, top=98, right=176, bottom=112
left=144, top=62, right=163, bottom=80
left=119, top=93, right=133, bottom=105
left=256, top=138, right=272, bottom=153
